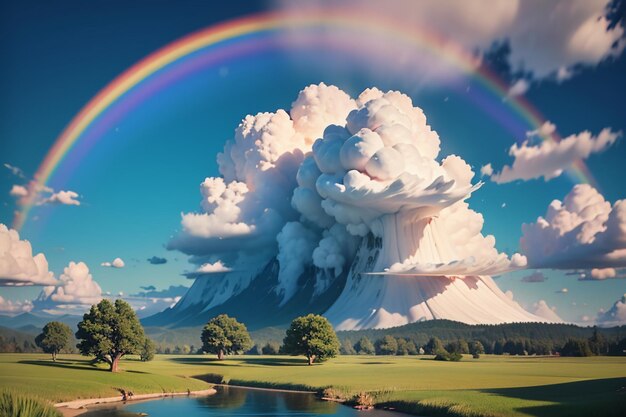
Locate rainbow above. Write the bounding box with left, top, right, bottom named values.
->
left=14, top=10, right=596, bottom=230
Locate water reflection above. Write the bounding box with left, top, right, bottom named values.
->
left=81, top=386, right=411, bottom=417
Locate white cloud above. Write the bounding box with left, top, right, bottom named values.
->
left=276, top=222, right=319, bottom=304
left=101, top=257, right=125, bottom=268
left=521, top=184, right=626, bottom=269
left=0, top=296, right=33, bottom=314
left=508, top=79, right=530, bottom=97
left=530, top=300, right=563, bottom=322
left=41, top=190, right=81, bottom=206
left=556, top=66, right=574, bottom=83
left=526, top=121, right=556, bottom=138
left=591, top=267, right=616, bottom=279
left=596, top=294, right=626, bottom=326
left=34, top=261, right=102, bottom=313
left=556, top=288, right=569, bottom=294
left=491, top=127, right=619, bottom=183
left=272, top=0, right=626, bottom=83
left=480, top=163, right=493, bottom=177
left=184, top=261, right=232, bottom=278
left=4, top=163, right=26, bottom=179
left=9, top=185, right=28, bottom=197
left=0, top=224, right=56, bottom=286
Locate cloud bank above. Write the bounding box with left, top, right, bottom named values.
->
left=490, top=125, right=619, bottom=183
left=34, top=261, right=102, bottom=313
left=0, top=224, right=56, bottom=286
left=521, top=184, right=626, bottom=269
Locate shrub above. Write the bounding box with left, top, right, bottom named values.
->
left=353, top=392, right=374, bottom=409
left=434, top=351, right=462, bottom=361
left=0, top=390, right=61, bottom=417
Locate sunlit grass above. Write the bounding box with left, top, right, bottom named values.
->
left=1, top=353, right=625, bottom=416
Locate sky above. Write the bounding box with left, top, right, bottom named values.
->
left=1, top=0, right=625, bottom=324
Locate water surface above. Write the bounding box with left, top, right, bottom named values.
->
left=82, top=386, right=412, bottom=416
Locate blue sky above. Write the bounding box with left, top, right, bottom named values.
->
left=1, top=0, right=625, bottom=323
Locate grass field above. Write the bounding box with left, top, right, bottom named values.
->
left=1, top=353, right=625, bottom=417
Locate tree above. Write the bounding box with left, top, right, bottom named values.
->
left=424, top=337, right=445, bottom=355
left=283, top=314, right=340, bottom=365
left=340, top=339, right=357, bottom=355
left=469, top=341, right=485, bottom=356
left=262, top=341, right=281, bottom=355
left=446, top=339, right=469, bottom=354
left=201, top=314, right=252, bottom=360
left=560, top=338, right=592, bottom=357
left=375, top=335, right=398, bottom=355
left=140, top=338, right=155, bottom=362
left=354, top=337, right=375, bottom=355
left=35, top=321, right=72, bottom=362
left=588, top=327, right=608, bottom=355
left=76, top=299, right=146, bottom=372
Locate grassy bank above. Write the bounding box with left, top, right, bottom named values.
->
left=1, top=353, right=625, bottom=416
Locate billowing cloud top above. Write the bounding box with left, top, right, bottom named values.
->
left=35, top=261, right=102, bottom=312
left=170, top=84, right=523, bottom=304
left=0, top=223, right=56, bottom=286
left=521, top=184, right=626, bottom=269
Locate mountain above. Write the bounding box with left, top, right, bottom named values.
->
left=0, top=312, right=81, bottom=332
left=143, top=259, right=346, bottom=330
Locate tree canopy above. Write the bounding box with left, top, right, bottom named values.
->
left=201, top=314, right=252, bottom=359
left=283, top=314, right=340, bottom=365
left=76, top=299, right=145, bottom=372
left=35, top=321, right=72, bottom=362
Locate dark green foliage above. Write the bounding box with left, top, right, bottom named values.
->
left=283, top=314, right=340, bottom=365
left=589, top=327, right=609, bottom=355
left=201, top=314, right=252, bottom=359
left=375, top=335, right=398, bottom=355
left=261, top=341, right=281, bottom=355
left=445, top=339, right=470, bottom=354
left=76, top=299, right=146, bottom=372
left=0, top=390, right=61, bottom=417
left=469, top=340, right=485, bottom=356
left=434, top=350, right=462, bottom=361
left=340, top=338, right=356, bottom=355
left=354, top=336, right=375, bottom=355
left=424, top=337, right=445, bottom=355
left=35, top=321, right=72, bottom=361
left=560, top=338, right=593, bottom=357
left=140, top=338, right=155, bottom=362
left=396, top=338, right=418, bottom=355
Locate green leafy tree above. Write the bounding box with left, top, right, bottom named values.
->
left=262, top=341, right=281, bottom=355
left=201, top=314, right=252, bottom=360
left=354, top=336, right=375, bottom=355
left=140, top=338, right=156, bottom=362
left=424, top=337, right=445, bottom=355
left=76, top=299, right=146, bottom=372
left=469, top=340, right=485, bottom=356
left=375, top=335, right=398, bottom=355
left=35, top=321, right=72, bottom=362
left=340, top=339, right=357, bottom=355
left=560, top=338, right=592, bottom=357
left=283, top=314, right=340, bottom=365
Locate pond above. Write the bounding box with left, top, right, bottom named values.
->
left=80, top=386, right=414, bottom=417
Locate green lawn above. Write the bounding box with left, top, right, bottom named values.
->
left=1, top=353, right=625, bottom=417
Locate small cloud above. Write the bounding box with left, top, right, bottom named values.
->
left=530, top=300, right=562, bottom=322
left=184, top=261, right=232, bottom=278
left=41, top=190, right=81, bottom=206
left=9, top=185, right=28, bottom=197
left=480, top=163, right=493, bottom=177
left=555, top=66, right=573, bottom=83
left=556, top=288, right=569, bottom=294
left=591, top=267, right=616, bottom=279
left=0, top=296, right=33, bottom=314
left=140, top=285, right=156, bottom=291
left=501, top=202, right=506, bottom=208
left=101, top=257, right=125, bottom=268
left=526, top=121, right=556, bottom=138
left=521, top=271, right=547, bottom=283
left=504, top=290, right=514, bottom=300
left=4, top=163, right=26, bottom=179
left=508, top=79, right=530, bottom=97
left=147, top=256, right=167, bottom=265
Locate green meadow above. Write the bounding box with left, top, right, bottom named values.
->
left=1, top=353, right=625, bottom=417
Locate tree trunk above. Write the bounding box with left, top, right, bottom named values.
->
left=110, top=353, right=122, bottom=372
left=217, top=349, right=224, bottom=360
left=308, top=354, right=316, bottom=365
left=52, top=351, right=56, bottom=362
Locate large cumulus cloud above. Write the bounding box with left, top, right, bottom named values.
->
left=521, top=184, right=626, bottom=269
left=34, top=261, right=102, bottom=313
left=0, top=224, right=55, bottom=286
left=170, top=84, right=524, bottom=305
